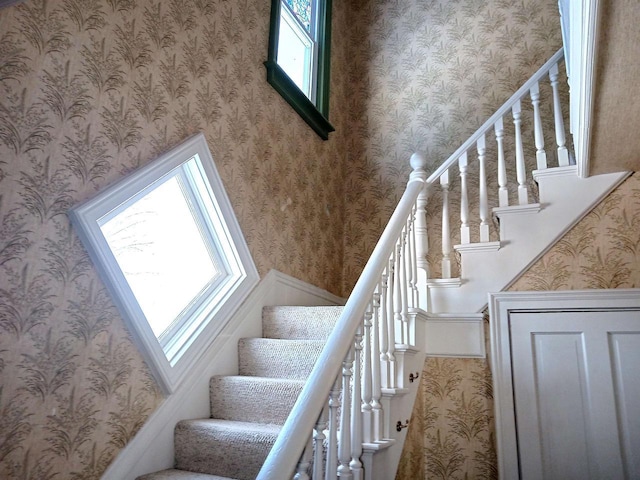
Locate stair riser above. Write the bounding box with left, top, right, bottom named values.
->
left=210, top=376, right=304, bottom=424
left=238, top=338, right=324, bottom=379
left=262, top=306, right=343, bottom=340
left=174, top=421, right=279, bottom=480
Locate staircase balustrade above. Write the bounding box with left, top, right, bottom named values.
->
left=258, top=155, right=429, bottom=480
left=259, top=49, right=569, bottom=480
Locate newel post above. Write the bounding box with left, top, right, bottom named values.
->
left=410, top=153, right=429, bottom=312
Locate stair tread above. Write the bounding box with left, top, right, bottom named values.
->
left=137, top=469, right=237, bottom=480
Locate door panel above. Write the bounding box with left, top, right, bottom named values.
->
left=509, top=311, right=640, bottom=480
left=609, top=332, right=640, bottom=478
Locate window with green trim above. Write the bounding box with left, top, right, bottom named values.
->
left=265, top=0, right=334, bottom=139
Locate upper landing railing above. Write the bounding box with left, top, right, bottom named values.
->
left=257, top=48, right=569, bottom=479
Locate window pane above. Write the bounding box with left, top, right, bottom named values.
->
left=100, top=174, right=219, bottom=338
left=284, top=0, right=312, bottom=32
left=278, top=6, right=313, bottom=98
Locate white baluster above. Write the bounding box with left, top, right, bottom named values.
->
left=406, top=215, right=415, bottom=308
left=400, top=226, right=409, bottom=345
left=478, top=134, right=490, bottom=242
left=326, top=378, right=340, bottom=480
left=414, top=186, right=429, bottom=309
left=530, top=82, right=547, bottom=169
left=393, top=240, right=403, bottom=346
left=371, top=288, right=383, bottom=442
left=440, top=169, right=451, bottom=278
left=313, top=408, right=328, bottom=480
left=379, top=268, right=390, bottom=389
left=512, top=100, right=529, bottom=205
left=410, top=205, right=419, bottom=308
left=350, top=327, right=363, bottom=480
left=458, top=153, right=470, bottom=244
left=337, top=349, right=353, bottom=479
left=495, top=117, right=508, bottom=207
left=294, top=437, right=313, bottom=480
left=549, top=63, right=569, bottom=166
left=386, top=256, right=396, bottom=389
left=362, top=303, right=373, bottom=444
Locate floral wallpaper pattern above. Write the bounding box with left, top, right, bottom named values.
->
left=1, top=0, right=635, bottom=478
left=0, top=0, right=350, bottom=478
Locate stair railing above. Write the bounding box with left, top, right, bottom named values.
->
left=428, top=48, right=568, bottom=281
left=258, top=49, right=569, bottom=479
left=257, top=154, right=430, bottom=480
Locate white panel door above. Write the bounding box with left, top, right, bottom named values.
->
left=509, top=310, right=640, bottom=480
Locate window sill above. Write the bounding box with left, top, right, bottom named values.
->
left=265, top=60, right=334, bottom=140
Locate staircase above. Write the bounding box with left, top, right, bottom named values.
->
left=138, top=306, right=342, bottom=480
left=134, top=49, right=631, bottom=480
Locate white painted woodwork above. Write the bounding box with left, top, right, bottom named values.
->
left=379, top=269, right=390, bottom=390
left=337, top=349, right=354, bottom=479
left=477, top=134, right=490, bottom=242
left=410, top=207, right=419, bottom=308
left=414, top=186, right=429, bottom=310
left=512, top=99, right=529, bottom=205
left=562, top=0, right=601, bottom=178
left=458, top=152, right=471, bottom=244
left=440, top=170, right=452, bottom=278
left=350, top=328, right=363, bottom=480
left=387, top=255, right=397, bottom=389
left=400, top=227, right=409, bottom=343
left=361, top=305, right=373, bottom=444
left=530, top=81, right=548, bottom=169
left=295, top=438, right=313, bottom=480
left=424, top=313, right=485, bottom=358
left=313, top=410, right=327, bottom=480
left=490, top=290, right=640, bottom=480
left=427, top=49, right=563, bottom=183
left=370, top=291, right=383, bottom=442
left=430, top=170, right=630, bottom=313
left=495, top=117, right=508, bottom=207
left=105, top=270, right=344, bottom=480
left=326, top=379, right=340, bottom=480
left=550, top=63, right=570, bottom=167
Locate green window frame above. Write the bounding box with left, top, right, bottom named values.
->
left=265, top=0, right=334, bottom=140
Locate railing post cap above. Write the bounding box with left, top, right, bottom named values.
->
left=410, top=153, right=427, bottom=171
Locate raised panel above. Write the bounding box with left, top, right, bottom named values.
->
left=609, top=332, right=640, bottom=478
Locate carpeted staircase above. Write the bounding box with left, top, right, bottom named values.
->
left=138, top=306, right=343, bottom=480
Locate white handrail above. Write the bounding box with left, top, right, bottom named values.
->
left=257, top=155, right=428, bottom=480
left=427, top=48, right=564, bottom=184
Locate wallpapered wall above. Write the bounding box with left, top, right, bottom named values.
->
left=0, top=0, right=350, bottom=478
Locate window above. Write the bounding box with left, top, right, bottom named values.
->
left=265, top=0, right=334, bottom=139
left=69, top=133, right=258, bottom=394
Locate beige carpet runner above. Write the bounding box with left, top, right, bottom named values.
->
left=138, top=306, right=342, bottom=480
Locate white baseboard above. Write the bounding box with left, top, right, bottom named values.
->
left=102, top=270, right=343, bottom=480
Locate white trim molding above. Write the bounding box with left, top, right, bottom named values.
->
left=102, top=270, right=343, bottom=480
left=488, top=289, right=640, bottom=479
left=424, top=312, right=485, bottom=358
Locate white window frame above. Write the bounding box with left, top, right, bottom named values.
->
left=69, top=133, right=258, bottom=394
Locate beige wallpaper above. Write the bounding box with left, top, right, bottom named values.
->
left=0, top=0, right=350, bottom=477
left=1, top=0, right=632, bottom=478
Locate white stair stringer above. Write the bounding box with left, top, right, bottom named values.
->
left=429, top=167, right=630, bottom=314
